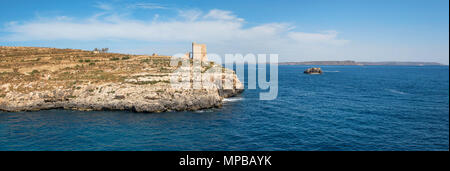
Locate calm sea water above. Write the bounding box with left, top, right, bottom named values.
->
left=0, top=65, right=448, bottom=151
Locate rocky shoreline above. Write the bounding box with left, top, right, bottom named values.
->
left=0, top=46, right=244, bottom=113
left=0, top=75, right=244, bottom=113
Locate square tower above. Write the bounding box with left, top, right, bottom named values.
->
left=192, top=42, right=207, bottom=61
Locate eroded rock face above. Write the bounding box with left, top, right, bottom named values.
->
left=0, top=47, right=244, bottom=113
left=304, top=67, right=323, bottom=74
left=0, top=72, right=244, bottom=112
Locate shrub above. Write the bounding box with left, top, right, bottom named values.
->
left=132, top=80, right=170, bottom=85
left=31, top=70, right=40, bottom=75
left=122, top=56, right=130, bottom=60
left=141, top=58, right=150, bottom=63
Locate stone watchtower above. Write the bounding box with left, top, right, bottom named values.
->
left=192, top=42, right=207, bottom=61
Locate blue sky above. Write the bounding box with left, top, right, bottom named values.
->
left=1, top=0, right=449, bottom=64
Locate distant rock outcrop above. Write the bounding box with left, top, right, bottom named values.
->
left=304, top=67, right=323, bottom=74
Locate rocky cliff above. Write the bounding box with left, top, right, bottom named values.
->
left=0, top=47, right=243, bottom=112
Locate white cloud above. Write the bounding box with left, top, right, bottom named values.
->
left=204, top=9, right=244, bottom=22
left=288, top=30, right=349, bottom=45
left=152, top=14, right=160, bottom=22
left=178, top=9, right=203, bottom=21
left=94, top=2, right=114, bottom=11
left=2, top=9, right=350, bottom=62
left=127, top=3, right=166, bottom=10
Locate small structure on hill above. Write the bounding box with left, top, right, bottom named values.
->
left=93, top=48, right=109, bottom=54
left=181, top=42, right=208, bottom=61
left=192, top=42, right=207, bottom=61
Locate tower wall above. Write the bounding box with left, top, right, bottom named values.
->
left=192, top=42, right=207, bottom=61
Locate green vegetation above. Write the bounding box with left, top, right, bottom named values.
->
left=0, top=47, right=206, bottom=94
left=202, top=63, right=213, bottom=73
left=140, top=58, right=150, bottom=63
left=30, top=69, right=40, bottom=75
left=131, top=80, right=170, bottom=85
left=159, top=67, right=172, bottom=73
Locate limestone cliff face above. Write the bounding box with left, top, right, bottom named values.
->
left=0, top=47, right=244, bottom=113
left=0, top=74, right=243, bottom=112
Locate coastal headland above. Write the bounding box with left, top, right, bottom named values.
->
left=0, top=46, right=243, bottom=112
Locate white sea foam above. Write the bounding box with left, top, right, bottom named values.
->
left=387, top=89, right=409, bottom=95
left=194, top=109, right=215, bottom=113
left=223, top=97, right=244, bottom=102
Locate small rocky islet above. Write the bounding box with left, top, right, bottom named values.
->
left=0, top=46, right=243, bottom=112
left=304, top=67, right=323, bottom=74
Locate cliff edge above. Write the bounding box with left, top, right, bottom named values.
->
left=0, top=47, right=243, bottom=112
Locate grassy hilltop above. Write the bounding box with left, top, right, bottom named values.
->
left=0, top=46, right=212, bottom=96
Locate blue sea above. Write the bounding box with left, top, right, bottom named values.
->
left=0, top=65, right=448, bottom=151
